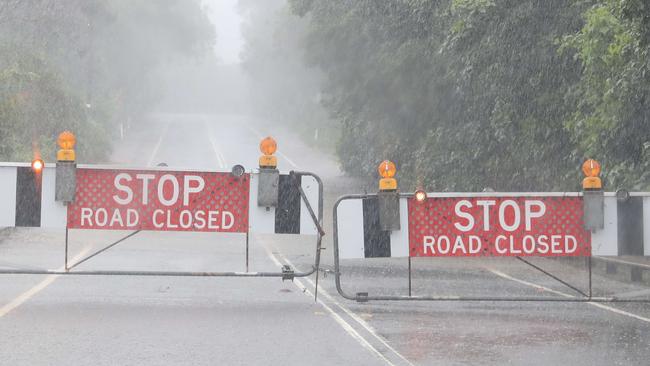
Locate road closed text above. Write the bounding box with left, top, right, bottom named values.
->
left=67, top=169, right=250, bottom=232
left=78, top=207, right=235, bottom=230
left=422, top=233, right=578, bottom=255
left=409, top=197, right=590, bottom=257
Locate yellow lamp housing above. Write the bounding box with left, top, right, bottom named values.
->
left=379, top=177, right=397, bottom=191
left=583, top=177, right=602, bottom=190
left=259, top=155, right=277, bottom=169
left=581, top=159, right=602, bottom=190
left=57, top=131, right=76, bottom=162
left=378, top=160, right=397, bottom=191
left=258, top=136, right=278, bottom=169
left=57, top=149, right=76, bottom=161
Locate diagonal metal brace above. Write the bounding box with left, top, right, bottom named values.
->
left=514, top=256, right=589, bottom=298
left=67, top=230, right=141, bottom=271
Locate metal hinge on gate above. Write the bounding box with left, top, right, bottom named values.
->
left=282, top=265, right=294, bottom=281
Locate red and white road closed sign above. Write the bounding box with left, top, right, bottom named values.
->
left=67, top=169, right=250, bottom=232
left=408, top=196, right=591, bottom=257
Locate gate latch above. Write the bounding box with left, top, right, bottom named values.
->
left=356, top=292, right=369, bottom=303
left=281, top=265, right=294, bottom=281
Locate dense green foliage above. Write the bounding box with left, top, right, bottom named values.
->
left=562, top=0, right=650, bottom=188
left=252, top=0, right=650, bottom=191
left=0, top=0, right=214, bottom=162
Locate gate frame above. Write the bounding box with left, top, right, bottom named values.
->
left=333, top=192, right=650, bottom=303
left=0, top=170, right=324, bottom=284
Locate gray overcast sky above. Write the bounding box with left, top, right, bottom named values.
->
left=203, top=0, right=244, bottom=64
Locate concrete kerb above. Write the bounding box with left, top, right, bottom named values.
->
left=553, top=256, right=650, bottom=287
left=593, top=256, right=650, bottom=286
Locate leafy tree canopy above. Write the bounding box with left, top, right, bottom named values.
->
left=0, top=0, right=214, bottom=162
left=259, top=0, right=650, bottom=191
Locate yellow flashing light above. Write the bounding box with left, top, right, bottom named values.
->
left=414, top=189, right=427, bottom=202
left=378, top=160, right=396, bottom=179
left=260, top=136, right=277, bottom=156
left=57, top=131, right=76, bottom=161
left=582, top=159, right=602, bottom=190
left=378, top=160, right=397, bottom=191
left=259, top=136, right=278, bottom=168
left=582, top=159, right=601, bottom=178
left=57, top=131, right=76, bottom=150
left=31, top=158, right=44, bottom=173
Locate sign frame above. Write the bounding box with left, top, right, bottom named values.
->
left=67, top=167, right=251, bottom=233
left=332, top=192, right=650, bottom=303
left=0, top=164, right=325, bottom=287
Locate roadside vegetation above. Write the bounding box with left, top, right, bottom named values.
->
left=0, top=0, right=214, bottom=162
left=2, top=1, right=648, bottom=192
left=242, top=0, right=650, bottom=191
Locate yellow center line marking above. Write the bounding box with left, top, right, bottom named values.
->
left=0, top=247, right=92, bottom=318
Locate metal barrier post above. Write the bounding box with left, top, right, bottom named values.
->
left=408, top=256, right=412, bottom=297
left=65, top=227, right=69, bottom=271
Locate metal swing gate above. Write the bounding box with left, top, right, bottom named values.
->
left=0, top=162, right=324, bottom=282
left=332, top=191, right=650, bottom=303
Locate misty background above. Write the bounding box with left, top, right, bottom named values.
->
left=1, top=0, right=649, bottom=191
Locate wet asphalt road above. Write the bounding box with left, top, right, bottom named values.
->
left=1, top=114, right=650, bottom=365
